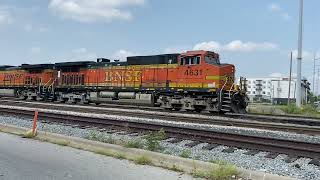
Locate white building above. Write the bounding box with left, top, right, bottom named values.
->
left=241, top=77, right=310, bottom=104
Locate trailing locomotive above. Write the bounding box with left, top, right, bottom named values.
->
left=0, top=50, right=248, bottom=113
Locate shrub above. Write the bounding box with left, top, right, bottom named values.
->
left=145, top=129, right=166, bottom=151
left=180, top=149, right=192, bottom=158
left=124, top=139, right=144, bottom=149
left=192, top=162, right=239, bottom=180
left=134, top=155, right=152, bottom=165
left=114, top=153, right=126, bottom=160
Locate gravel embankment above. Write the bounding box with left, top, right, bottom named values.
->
left=0, top=115, right=319, bottom=180
left=0, top=105, right=320, bottom=144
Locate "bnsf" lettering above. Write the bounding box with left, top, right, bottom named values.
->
left=4, top=74, right=23, bottom=79
left=105, top=71, right=141, bottom=82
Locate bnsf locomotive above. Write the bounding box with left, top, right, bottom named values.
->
left=0, top=50, right=247, bottom=113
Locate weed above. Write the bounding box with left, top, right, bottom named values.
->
left=22, top=129, right=37, bottom=138
left=180, top=149, right=192, bottom=158
left=86, top=131, right=117, bottom=144
left=193, top=161, right=239, bottom=180
left=86, top=131, right=100, bottom=141
left=210, top=159, right=228, bottom=165
left=134, top=155, right=152, bottom=165
left=168, top=164, right=183, bottom=172
left=102, top=135, right=116, bottom=144
left=114, top=153, right=126, bottom=160
left=192, top=170, right=207, bottom=179
left=94, top=149, right=114, bottom=157
left=124, top=139, right=144, bottom=149
left=145, top=129, right=166, bottom=151
left=54, top=140, right=70, bottom=146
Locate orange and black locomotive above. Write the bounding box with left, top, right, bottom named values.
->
left=0, top=50, right=247, bottom=113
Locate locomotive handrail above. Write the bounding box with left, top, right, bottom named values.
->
left=228, top=83, right=235, bottom=99
left=219, top=77, right=229, bottom=105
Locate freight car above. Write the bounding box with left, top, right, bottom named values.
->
left=0, top=50, right=248, bottom=113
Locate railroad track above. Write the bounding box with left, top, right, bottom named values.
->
left=1, top=97, right=319, bottom=126
left=0, top=106, right=319, bottom=164
left=0, top=99, right=320, bottom=135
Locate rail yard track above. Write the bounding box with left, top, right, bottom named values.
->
left=0, top=105, right=319, bottom=164
left=0, top=98, right=320, bottom=135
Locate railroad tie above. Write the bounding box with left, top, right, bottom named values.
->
left=167, top=138, right=183, bottom=144
left=265, top=152, right=280, bottom=159
left=243, top=149, right=260, bottom=156
left=185, top=141, right=200, bottom=148
left=202, top=143, right=219, bottom=150
left=284, top=156, right=298, bottom=163
left=309, top=159, right=320, bottom=166
left=222, top=147, right=236, bottom=153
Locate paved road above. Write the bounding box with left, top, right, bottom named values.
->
left=0, top=132, right=195, bottom=180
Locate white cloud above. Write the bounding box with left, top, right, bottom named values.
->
left=71, top=47, right=97, bottom=60
left=0, top=7, right=13, bottom=26
left=268, top=3, right=291, bottom=21
left=290, top=50, right=318, bottom=61
left=193, top=41, right=222, bottom=52
left=164, top=47, right=188, bottom=54
left=269, top=72, right=283, bottom=78
left=49, top=0, right=145, bottom=23
left=268, top=3, right=281, bottom=12
left=113, top=49, right=137, bottom=61
left=193, top=40, right=278, bottom=53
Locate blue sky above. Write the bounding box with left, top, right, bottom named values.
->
left=0, top=0, right=319, bottom=83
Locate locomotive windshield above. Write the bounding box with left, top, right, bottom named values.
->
left=180, top=56, right=201, bottom=65
left=205, top=56, right=220, bottom=65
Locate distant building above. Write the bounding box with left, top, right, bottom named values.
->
left=239, top=77, right=310, bottom=104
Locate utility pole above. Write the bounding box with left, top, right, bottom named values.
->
left=312, top=54, right=320, bottom=94
left=288, top=52, right=293, bottom=105
left=296, top=0, right=304, bottom=107
left=314, top=53, right=316, bottom=93
left=315, top=67, right=320, bottom=96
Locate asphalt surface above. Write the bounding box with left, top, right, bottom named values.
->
left=0, top=132, right=195, bottom=180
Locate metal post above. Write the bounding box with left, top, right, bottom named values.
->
left=288, top=52, right=293, bottom=105
left=296, top=0, right=304, bottom=107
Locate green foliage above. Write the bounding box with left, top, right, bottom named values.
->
left=192, top=161, right=239, bottom=180
left=134, top=155, right=152, bottom=165
left=145, top=129, right=166, bottom=151
left=180, top=149, right=192, bottom=158
left=86, top=131, right=116, bottom=144
left=114, top=153, right=126, bottom=160
left=210, top=159, right=228, bottom=165
left=281, top=103, right=319, bottom=116
left=94, top=149, right=114, bottom=157
left=124, top=139, right=144, bottom=149
left=168, top=164, right=183, bottom=172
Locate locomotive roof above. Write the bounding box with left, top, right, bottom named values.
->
left=127, top=53, right=179, bottom=65
left=21, top=64, right=54, bottom=70
left=0, top=65, right=15, bottom=70
left=55, top=61, right=95, bottom=68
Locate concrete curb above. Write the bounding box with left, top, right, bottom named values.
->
left=0, top=124, right=296, bottom=180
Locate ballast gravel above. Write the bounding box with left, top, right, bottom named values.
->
left=0, top=104, right=320, bottom=144
left=0, top=115, right=319, bottom=180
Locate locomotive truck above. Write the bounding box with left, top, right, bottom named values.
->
left=0, top=50, right=248, bottom=113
